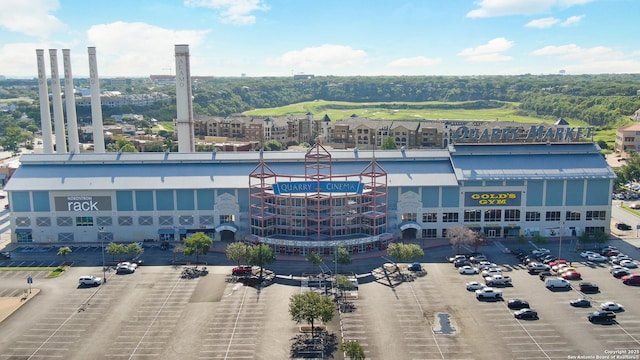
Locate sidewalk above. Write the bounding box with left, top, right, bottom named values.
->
left=0, top=289, right=39, bottom=324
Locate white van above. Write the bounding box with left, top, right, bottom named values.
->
left=545, top=277, right=571, bottom=290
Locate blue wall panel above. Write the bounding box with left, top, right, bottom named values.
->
left=485, top=181, right=503, bottom=187
left=176, top=190, right=195, bottom=210
left=586, top=179, right=611, bottom=205
left=506, top=180, right=525, bottom=186
left=388, top=188, right=399, bottom=210
left=11, top=192, right=31, bottom=212
left=526, top=181, right=543, bottom=206
left=156, top=190, right=174, bottom=211
left=545, top=181, right=564, bottom=206
left=421, top=187, right=439, bottom=208
left=135, top=191, right=154, bottom=211
left=116, top=191, right=134, bottom=211
left=197, top=190, right=215, bottom=210
left=237, top=189, right=249, bottom=212
left=32, top=191, right=50, bottom=212
left=565, top=180, right=584, bottom=206
left=441, top=187, right=459, bottom=207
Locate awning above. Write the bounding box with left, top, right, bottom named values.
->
left=178, top=228, right=187, bottom=234
left=483, top=226, right=502, bottom=231
left=15, top=228, right=32, bottom=233
left=216, top=223, right=239, bottom=233
left=503, top=226, right=521, bottom=230
left=158, top=228, right=174, bottom=235
left=399, top=221, right=421, bottom=231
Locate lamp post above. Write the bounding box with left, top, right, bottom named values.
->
left=558, top=221, right=564, bottom=260
left=99, top=227, right=106, bottom=283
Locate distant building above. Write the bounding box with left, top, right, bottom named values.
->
left=614, top=123, right=640, bottom=155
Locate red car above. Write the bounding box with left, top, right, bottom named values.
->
left=622, top=274, right=640, bottom=285
left=561, top=271, right=582, bottom=280
left=232, top=265, right=253, bottom=275
left=548, top=260, right=567, bottom=267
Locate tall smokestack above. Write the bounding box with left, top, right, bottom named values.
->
left=49, top=49, right=67, bottom=153
left=174, top=44, right=195, bottom=152
left=62, top=49, right=80, bottom=153
left=36, top=49, right=54, bottom=154
left=88, top=47, right=105, bottom=153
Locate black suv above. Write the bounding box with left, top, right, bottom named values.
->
left=588, top=311, right=616, bottom=323
left=616, top=223, right=632, bottom=231
left=579, top=282, right=599, bottom=293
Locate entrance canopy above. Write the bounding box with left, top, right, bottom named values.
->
left=399, top=221, right=421, bottom=231
left=215, top=223, right=238, bottom=233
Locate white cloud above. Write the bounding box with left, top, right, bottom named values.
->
left=387, top=56, right=442, bottom=68
left=184, top=0, right=269, bottom=25
left=0, top=0, right=66, bottom=38
left=87, top=22, right=208, bottom=76
left=526, top=17, right=560, bottom=29
left=458, top=37, right=513, bottom=62
left=532, top=43, right=640, bottom=73
left=467, top=0, right=592, bottom=18
left=266, top=44, right=368, bottom=70
left=561, top=15, right=584, bottom=26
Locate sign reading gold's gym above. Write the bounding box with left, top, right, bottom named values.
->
left=464, top=192, right=521, bottom=207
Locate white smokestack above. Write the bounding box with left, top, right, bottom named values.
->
left=49, top=49, right=67, bottom=153
left=174, top=44, right=195, bottom=152
left=36, top=49, right=54, bottom=154
left=88, top=47, right=105, bottom=153
left=62, top=49, right=80, bottom=153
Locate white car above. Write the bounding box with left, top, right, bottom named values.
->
left=481, top=268, right=502, bottom=277
left=475, top=287, right=503, bottom=299
left=581, top=251, right=597, bottom=258
left=117, top=261, right=138, bottom=269
left=466, top=281, right=484, bottom=291
left=458, top=265, right=479, bottom=274
left=79, top=276, right=102, bottom=286
left=619, top=260, right=638, bottom=269
left=588, top=254, right=608, bottom=262
left=609, top=265, right=629, bottom=274
left=600, top=302, right=624, bottom=311
left=532, top=248, right=550, bottom=256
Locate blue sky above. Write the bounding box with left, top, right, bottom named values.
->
left=0, top=0, right=638, bottom=77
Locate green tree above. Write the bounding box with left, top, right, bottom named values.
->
left=183, top=232, right=213, bottom=264
left=105, top=242, right=125, bottom=262
left=306, top=251, right=322, bottom=274
left=226, top=241, right=250, bottom=266
left=120, top=143, right=138, bottom=152
left=1, top=127, right=28, bottom=151
left=57, top=246, right=72, bottom=262
left=263, top=139, right=282, bottom=151
left=339, top=341, right=365, bottom=360
left=247, top=244, right=276, bottom=280
left=335, top=246, right=351, bottom=272
left=335, top=274, right=355, bottom=297
left=380, top=136, right=398, bottom=150
left=387, top=242, right=424, bottom=263
left=124, top=243, right=144, bottom=259
left=532, top=233, right=547, bottom=246
left=26, top=124, right=39, bottom=135
left=289, top=291, right=335, bottom=337
left=592, top=230, right=609, bottom=247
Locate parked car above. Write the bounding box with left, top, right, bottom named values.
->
left=408, top=263, right=422, bottom=272
left=232, top=265, right=253, bottom=275
left=616, top=223, right=632, bottom=231
left=447, top=254, right=467, bottom=263
left=507, top=299, right=530, bottom=310
left=613, top=269, right=631, bottom=279
left=116, top=265, right=135, bottom=274
left=538, top=271, right=553, bottom=281
left=622, top=274, right=640, bottom=285
left=469, top=254, right=487, bottom=263
left=561, top=271, right=582, bottom=280
left=527, top=263, right=550, bottom=272
left=588, top=254, right=608, bottom=263
left=465, top=281, right=484, bottom=291
left=545, top=277, right=571, bottom=289
left=475, top=287, right=503, bottom=300
left=600, top=302, right=624, bottom=312
left=579, top=282, right=599, bottom=293
left=581, top=251, right=598, bottom=258
left=0, top=251, right=10, bottom=259
left=548, top=259, right=567, bottom=267
left=588, top=311, right=616, bottom=323
left=514, top=308, right=538, bottom=320
left=481, top=268, right=502, bottom=277
left=78, top=276, right=102, bottom=286
left=458, top=265, right=479, bottom=275
left=610, top=265, right=628, bottom=274
left=570, top=298, right=591, bottom=307
left=619, top=260, right=638, bottom=269
left=453, top=258, right=471, bottom=268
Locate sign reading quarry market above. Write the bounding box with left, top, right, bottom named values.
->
left=55, top=196, right=112, bottom=212
left=464, top=192, right=521, bottom=207
left=452, top=125, right=594, bottom=143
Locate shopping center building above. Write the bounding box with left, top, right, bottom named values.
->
left=2, top=45, right=616, bottom=254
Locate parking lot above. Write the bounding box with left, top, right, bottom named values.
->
left=0, top=238, right=638, bottom=359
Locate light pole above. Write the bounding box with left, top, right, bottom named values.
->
left=558, top=221, right=564, bottom=260
left=99, top=227, right=106, bottom=283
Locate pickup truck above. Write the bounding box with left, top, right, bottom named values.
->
left=481, top=268, right=503, bottom=277
left=484, top=275, right=512, bottom=286
left=475, top=287, right=503, bottom=300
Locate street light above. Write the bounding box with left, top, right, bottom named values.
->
left=99, top=226, right=106, bottom=283
left=558, top=221, right=565, bottom=260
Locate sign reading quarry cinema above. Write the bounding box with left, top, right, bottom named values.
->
left=464, top=191, right=521, bottom=207
left=55, top=196, right=112, bottom=212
